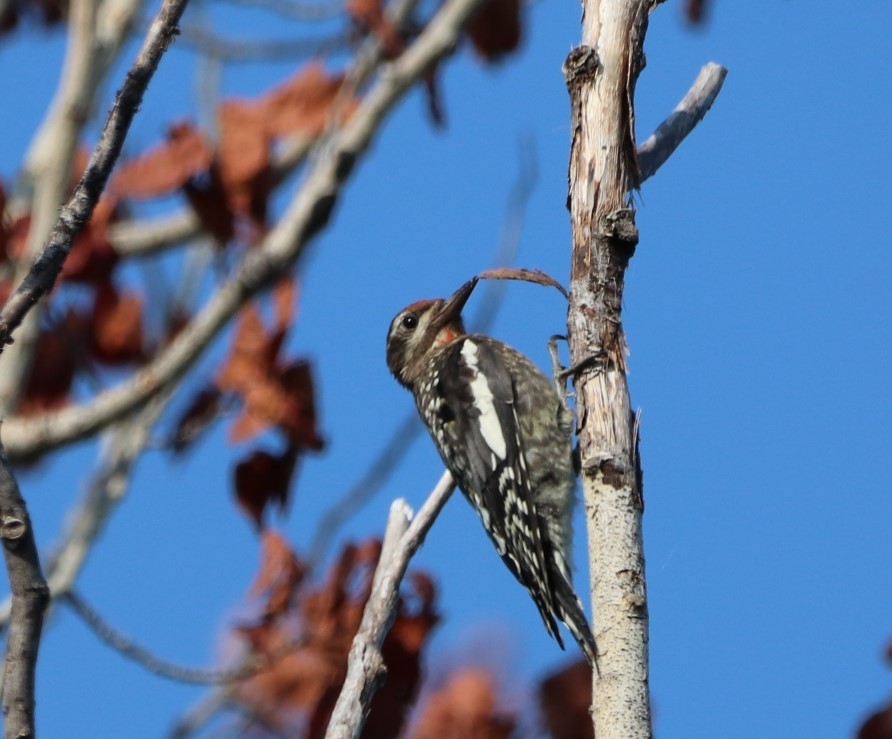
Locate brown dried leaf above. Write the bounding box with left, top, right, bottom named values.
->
left=0, top=0, right=67, bottom=34
left=233, top=538, right=438, bottom=737
left=171, top=386, right=222, bottom=454
left=1, top=212, right=29, bottom=265
left=63, top=215, right=119, bottom=285
left=18, top=311, right=88, bottom=416
left=233, top=446, right=299, bottom=528
left=538, top=659, right=594, bottom=739
left=275, top=361, right=324, bottom=449
left=218, top=99, right=271, bottom=222
left=216, top=304, right=283, bottom=393
left=112, top=122, right=214, bottom=199
left=250, top=529, right=306, bottom=618
left=262, top=63, right=355, bottom=139
left=466, top=0, right=522, bottom=63
left=182, top=166, right=236, bottom=246
left=684, top=0, right=709, bottom=24
left=860, top=702, right=892, bottom=739
left=478, top=267, right=569, bottom=299
left=216, top=301, right=321, bottom=446
left=90, top=283, right=145, bottom=365
left=412, top=668, right=516, bottom=739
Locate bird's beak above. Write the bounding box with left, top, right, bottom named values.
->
left=432, top=277, right=478, bottom=329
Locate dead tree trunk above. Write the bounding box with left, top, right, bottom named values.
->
left=565, top=2, right=655, bottom=737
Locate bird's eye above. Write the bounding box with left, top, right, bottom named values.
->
left=401, top=314, right=418, bottom=330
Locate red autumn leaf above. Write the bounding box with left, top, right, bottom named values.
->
left=234, top=537, right=438, bottom=738
left=262, top=63, right=355, bottom=139
left=18, top=310, right=89, bottom=416
left=217, top=305, right=285, bottom=391
left=249, top=529, right=306, bottom=619
left=63, top=216, right=119, bottom=285
left=538, top=659, right=594, bottom=739
left=466, top=0, right=522, bottom=63
left=89, top=282, right=145, bottom=365
left=182, top=166, right=236, bottom=246
left=171, top=386, right=223, bottom=454
left=272, top=361, right=324, bottom=449
left=111, top=121, right=214, bottom=199
left=684, top=0, right=709, bottom=24
left=412, top=668, right=516, bottom=739
left=1, top=212, right=29, bottom=263
left=217, top=98, right=271, bottom=224
left=233, top=446, right=299, bottom=528
left=217, top=298, right=322, bottom=447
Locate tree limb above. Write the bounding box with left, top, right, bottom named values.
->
left=62, top=590, right=307, bottom=685
left=325, top=471, right=455, bottom=739
left=0, top=437, right=49, bottom=739
left=638, top=61, right=727, bottom=182
left=566, top=4, right=725, bottom=738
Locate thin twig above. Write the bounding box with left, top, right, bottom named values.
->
left=325, top=471, right=456, bottom=739
left=0, top=0, right=191, bottom=351
left=177, top=25, right=350, bottom=61
left=62, top=590, right=307, bottom=685
left=0, top=436, right=50, bottom=739
left=212, top=0, right=345, bottom=22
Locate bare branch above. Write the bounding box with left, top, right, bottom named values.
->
left=177, top=25, right=350, bottom=61
left=0, top=0, right=190, bottom=351
left=63, top=590, right=307, bottom=685
left=637, top=61, right=728, bottom=182
left=325, top=471, right=456, bottom=739
left=0, top=438, right=50, bottom=739
left=1, top=0, right=490, bottom=462
left=212, top=0, right=345, bottom=21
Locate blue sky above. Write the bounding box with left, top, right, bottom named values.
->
left=1, top=0, right=891, bottom=736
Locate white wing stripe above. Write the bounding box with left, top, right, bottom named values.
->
left=460, top=340, right=508, bottom=460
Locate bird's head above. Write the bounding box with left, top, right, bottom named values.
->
left=386, top=277, right=478, bottom=388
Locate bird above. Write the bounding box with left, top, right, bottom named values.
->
left=385, top=276, right=596, bottom=665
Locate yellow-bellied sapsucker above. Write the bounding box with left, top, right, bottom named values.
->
left=386, top=276, right=596, bottom=665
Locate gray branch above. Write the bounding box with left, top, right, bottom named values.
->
left=325, top=471, right=455, bottom=739
left=637, top=61, right=728, bottom=183
left=0, top=439, right=49, bottom=739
